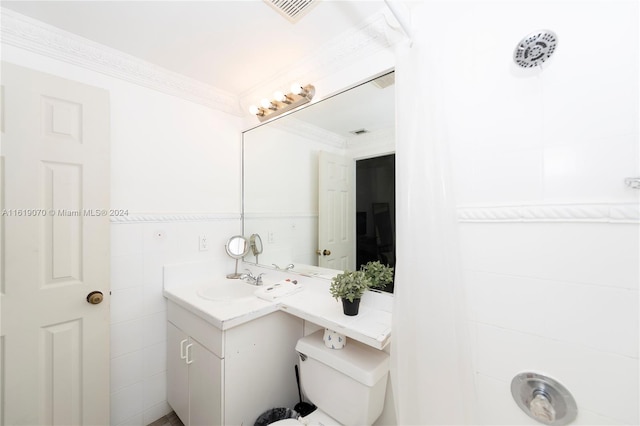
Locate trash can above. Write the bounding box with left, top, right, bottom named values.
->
left=254, top=407, right=299, bottom=426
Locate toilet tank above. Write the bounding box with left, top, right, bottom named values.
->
left=295, top=330, right=389, bottom=426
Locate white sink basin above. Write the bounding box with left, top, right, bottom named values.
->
left=197, top=280, right=257, bottom=302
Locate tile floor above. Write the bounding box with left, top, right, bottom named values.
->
left=147, top=411, right=184, bottom=426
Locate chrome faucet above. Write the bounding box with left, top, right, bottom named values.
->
left=272, top=263, right=295, bottom=271
left=240, top=269, right=265, bottom=286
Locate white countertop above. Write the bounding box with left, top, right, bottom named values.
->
left=277, top=280, right=392, bottom=349
left=163, top=279, right=279, bottom=330
left=163, top=264, right=392, bottom=350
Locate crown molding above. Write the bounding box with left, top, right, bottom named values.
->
left=2, top=7, right=400, bottom=119
left=457, top=203, right=640, bottom=224
left=270, top=117, right=346, bottom=148
left=0, top=7, right=242, bottom=115
left=347, top=127, right=395, bottom=148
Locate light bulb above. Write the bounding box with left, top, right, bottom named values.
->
left=274, top=91, right=285, bottom=102
left=249, top=105, right=260, bottom=115
left=290, top=83, right=303, bottom=95
left=261, top=98, right=273, bottom=109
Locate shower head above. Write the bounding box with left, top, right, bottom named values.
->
left=513, top=30, right=558, bottom=68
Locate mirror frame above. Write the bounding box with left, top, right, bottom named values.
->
left=225, top=235, right=250, bottom=259
left=250, top=233, right=263, bottom=256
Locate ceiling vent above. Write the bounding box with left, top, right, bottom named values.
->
left=371, top=72, right=395, bottom=89
left=264, top=0, right=319, bottom=23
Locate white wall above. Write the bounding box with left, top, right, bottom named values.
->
left=1, top=45, right=243, bottom=425
left=394, top=0, right=638, bottom=424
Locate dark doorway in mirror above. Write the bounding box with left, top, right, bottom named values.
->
left=356, top=154, right=396, bottom=293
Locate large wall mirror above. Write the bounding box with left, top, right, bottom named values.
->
left=243, top=71, right=396, bottom=291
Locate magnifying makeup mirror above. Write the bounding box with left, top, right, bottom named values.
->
left=250, top=233, right=263, bottom=263
left=225, top=235, right=250, bottom=279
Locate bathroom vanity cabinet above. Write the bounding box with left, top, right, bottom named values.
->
left=167, top=301, right=304, bottom=426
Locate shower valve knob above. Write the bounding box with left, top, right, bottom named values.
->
left=511, top=372, right=577, bottom=426
left=530, top=392, right=556, bottom=423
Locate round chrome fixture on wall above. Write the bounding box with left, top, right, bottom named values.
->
left=511, top=372, right=577, bottom=425
left=513, top=30, right=558, bottom=68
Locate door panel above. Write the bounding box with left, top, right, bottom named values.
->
left=318, top=151, right=355, bottom=270
left=41, top=319, right=82, bottom=425
left=43, top=162, right=83, bottom=285
left=0, top=62, right=110, bottom=425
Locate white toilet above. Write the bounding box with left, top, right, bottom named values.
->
left=274, top=329, right=389, bottom=426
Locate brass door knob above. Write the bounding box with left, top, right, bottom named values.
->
left=316, top=249, right=331, bottom=256
left=86, top=291, right=104, bottom=305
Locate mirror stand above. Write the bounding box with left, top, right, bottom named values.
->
left=227, top=258, right=243, bottom=279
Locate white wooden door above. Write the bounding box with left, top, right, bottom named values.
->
left=0, top=62, right=110, bottom=425
left=318, top=151, right=355, bottom=271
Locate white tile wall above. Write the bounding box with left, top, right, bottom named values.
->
left=474, top=324, right=638, bottom=424
left=111, top=253, right=145, bottom=292
left=452, top=146, right=545, bottom=206
left=456, top=184, right=640, bottom=418
left=474, top=373, right=630, bottom=426
left=543, top=133, right=640, bottom=202
left=111, top=382, right=145, bottom=425
left=459, top=223, right=639, bottom=290
left=466, top=270, right=639, bottom=357
left=110, top=218, right=240, bottom=426
left=459, top=221, right=639, bottom=426
left=111, top=350, right=145, bottom=393
left=111, top=318, right=147, bottom=359
left=429, top=0, right=639, bottom=424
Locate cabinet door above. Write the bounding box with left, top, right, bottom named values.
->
left=189, top=338, right=223, bottom=426
left=167, top=322, right=190, bottom=425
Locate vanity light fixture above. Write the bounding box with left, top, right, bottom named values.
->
left=249, top=83, right=315, bottom=122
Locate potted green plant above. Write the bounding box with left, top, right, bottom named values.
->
left=361, top=261, right=394, bottom=291
left=329, top=270, right=371, bottom=316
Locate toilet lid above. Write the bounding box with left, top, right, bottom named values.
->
left=270, top=409, right=339, bottom=426
left=270, top=419, right=302, bottom=425
left=300, top=409, right=340, bottom=425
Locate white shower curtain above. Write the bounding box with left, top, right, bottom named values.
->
left=390, top=2, right=475, bottom=424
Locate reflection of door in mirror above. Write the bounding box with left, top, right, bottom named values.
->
left=356, top=154, right=395, bottom=292
left=318, top=151, right=355, bottom=271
